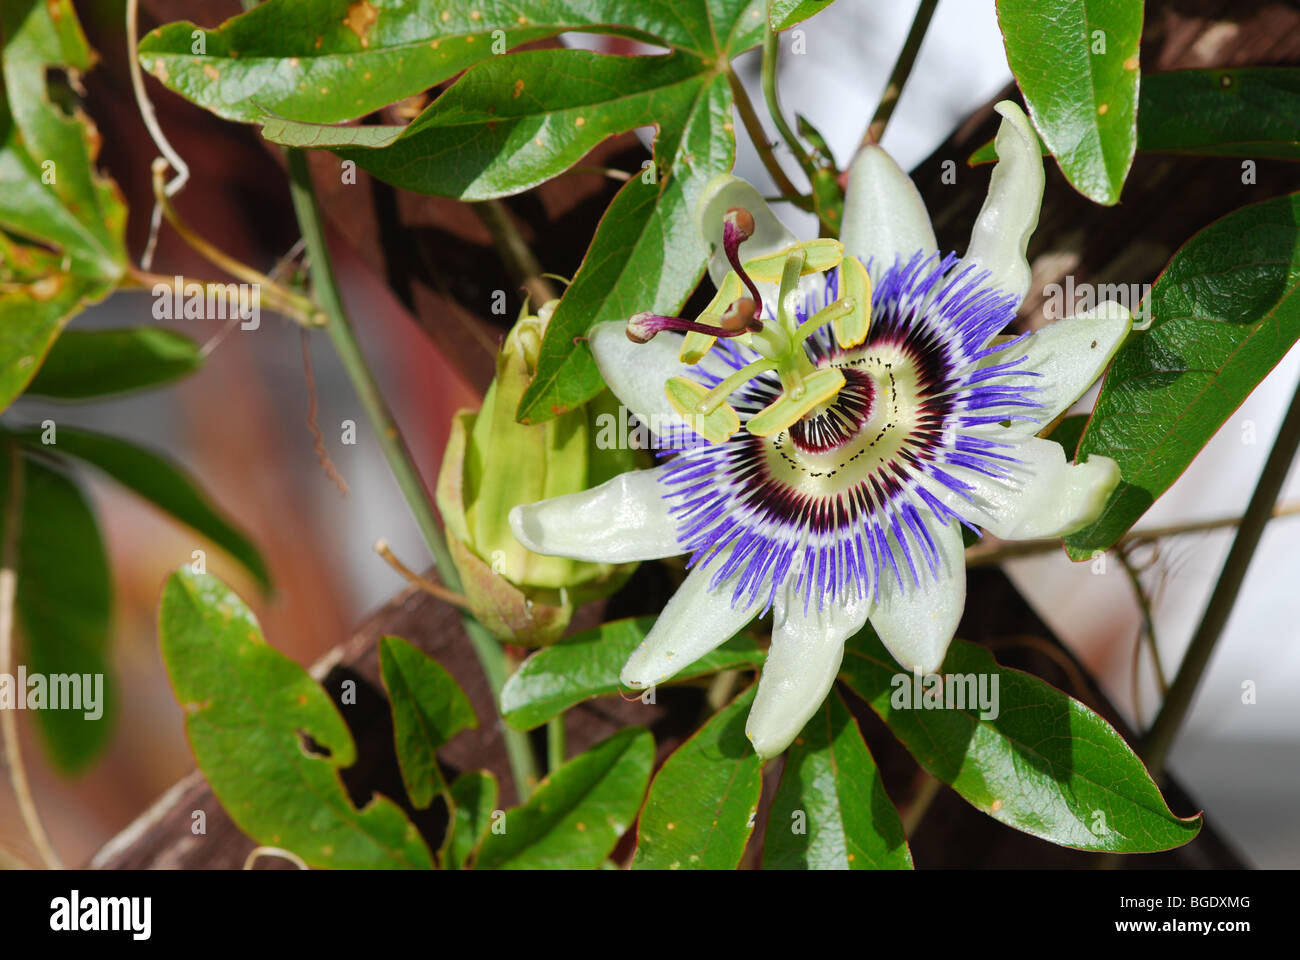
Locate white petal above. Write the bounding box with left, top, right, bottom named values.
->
left=962, top=101, right=1045, bottom=302
left=745, top=580, right=872, bottom=759
left=509, top=465, right=682, bottom=563
left=698, top=174, right=797, bottom=288
left=979, top=300, right=1132, bottom=434
left=868, top=518, right=965, bottom=675
left=920, top=430, right=1121, bottom=541
left=588, top=320, right=694, bottom=430
left=841, top=145, right=937, bottom=283
left=620, top=558, right=764, bottom=688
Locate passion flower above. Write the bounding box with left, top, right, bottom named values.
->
left=509, top=102, right=1130, bottom=757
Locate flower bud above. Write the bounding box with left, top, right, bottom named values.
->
left=436, top=300, right=637, bottom=644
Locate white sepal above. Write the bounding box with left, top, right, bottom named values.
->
left=745, top=579, right=872, bottom=759
left=868, top=517, right=965, bottom=675
left=620, top=558, right=764, bottom=688
left=841, top=145, right=938, bottom=284
left=962, top=101, right=1045, bottom=303
left=509, top=465, right=683, bottom=563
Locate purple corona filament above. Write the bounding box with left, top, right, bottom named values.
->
left=652, top=250, right=1041, bottom=615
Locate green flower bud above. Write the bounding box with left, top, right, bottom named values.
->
left=436, top=300, right=637, bottom=645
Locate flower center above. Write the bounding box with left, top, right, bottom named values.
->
left=750, top=338, right=946, bottom=502
left=786, top=367, right=874, bottom=454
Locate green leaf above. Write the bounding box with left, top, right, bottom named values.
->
left=970, top=68, right=1300, bottom=165
left=1, top=447, right=113, bottom=772
left=500, top=616, right=765, bottom=730
left=517, top=71, right=735, bottom=422
left=1066, top=192, right=1300, bottom=557
left=995, top=0, right=1142, bottom=204
left=24, top=327, right=202, bottom=399
left=838, top=626, right=1202, bottom=852
left=764, top=690, right=912, bottom=869
left=440, top=770, right=498, bottom=869
left=474, top=726, right=653, bottom=869
left=158, top=569, right=433, bottom=868
left=769, top=0, right=839, bottom=32
left=1137, top=68, right=1300, bottom=160
left=377, top=635, right=476, bottom=810
left=14, top=426, right=271, bottom=591
left=632, top=685, right=763, bottom=869
left=137, top=0, right=762, bottom=126
left=136, top=0, right=550, bottom=125
left=143, top=2, right=770, bottom=426
left=274, top=50, right=710, bottom=200
left=0, top=0, right=129, bottom=410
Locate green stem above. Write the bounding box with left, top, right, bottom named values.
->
left=468, top=199, right=557, bottom=307
left=546, top=716, right=566, bottom=773
left=725, top=68, right=800, bottom=200
left=761, top=24, right=814, bottom=180
left=858, top=0, right=939, bottom=151
left=1141, top=376, right=1300, bottom=777
left=284, top=149, right=539, bottom=800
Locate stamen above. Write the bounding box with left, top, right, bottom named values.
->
left=698, top=357, right=777, bottom=413
left=722, top=206, right=764, bottom=320
left=626, top=311, right=754, bottom=344
left=720, top=297, right=762, bottom=334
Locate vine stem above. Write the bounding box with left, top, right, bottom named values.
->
left=1141, top=375, right=1300, bottom=777
left=469, top=200, right=558, bottom=306
left=284, top=149, right=539, bottom=801
left=858, top=0, right=939, bottom=151
left=726, top=68, right=800, bottom=199
left=963, top=500, right=1300, bottom=568
left=546, top=716, right=566, bottom=773
left=0, top=445, right=63, bottom=869
left=760, top=24, right=813, bottom=181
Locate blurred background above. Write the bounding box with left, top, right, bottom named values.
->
left=2, top=0, right=1296, bottom=867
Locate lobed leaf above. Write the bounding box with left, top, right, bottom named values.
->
left=764, top=690, right=912, bottom=869
left=377, top=635, right=477, bottom=810
left=1065, top=192, right=1300, bottom=556
left=474, top=726, right=653, bottom=869
left=24, top=327, right=202, bottom=399
left=14, top=426, right=271, bottom=591
left=632, top=685, right=763, bottom=869
left=0, top=448, right=113, bottom=772
left=158, top=569, right=433, bottom=868
left=995, top=0, right=1142, bottom=204
left=838, top=626, right=1201, bottom=853
left=969, top=68, right=1300, bottom=165
left=500, top=616, right=765, bottom=730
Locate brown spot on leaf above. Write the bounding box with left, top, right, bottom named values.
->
left=149, top=59, right=168, bottom=83
left=202, top=63, right=219, bottom=82
left=343, top=1, right=378, bottom=48
left=1097, top=103, right=1109, bottom=115
left=513, top=78, right=524, bottom=98
left=1123, top=55, right=1139, bottom=70
left=28, top=275, right=63, bottom=301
